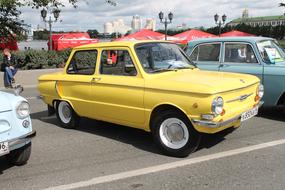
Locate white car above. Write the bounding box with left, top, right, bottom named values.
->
left=0, top=87, right=36, bottom=165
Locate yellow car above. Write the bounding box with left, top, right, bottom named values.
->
left=38, top=41, right=263, bottom=157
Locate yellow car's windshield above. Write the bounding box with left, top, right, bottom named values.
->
left=135, top=42, right=195, bottom=73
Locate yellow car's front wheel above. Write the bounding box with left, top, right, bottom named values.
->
left=151, top=110, right=201, bottom=157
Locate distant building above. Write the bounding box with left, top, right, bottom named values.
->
left=144, top=18, right=156, bottom=31
left=131, top=15, right=142, bottom=32
left=104, top=22, right=114, bottom=34
left=104, top=19, right=131, bottom=35
left=228, top=9, right=285, bottom=27
left=176, top=23, right=187, bottom=30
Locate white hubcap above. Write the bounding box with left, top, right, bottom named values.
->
left=159, top=118, right=189, bottom=149
left=58, top=101, right=72, bottom=124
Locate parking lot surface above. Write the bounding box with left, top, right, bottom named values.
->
left=0, top=87, right=285, bottom=190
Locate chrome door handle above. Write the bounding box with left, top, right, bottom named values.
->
left=91, top=77, right=101, bottom=83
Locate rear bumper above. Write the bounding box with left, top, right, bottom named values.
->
left=8, top=130, right=36, bottom=152
left=192, top=101, right=264, bottom=129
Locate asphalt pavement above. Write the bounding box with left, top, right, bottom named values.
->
left=0, top=87, right=285, bottom=190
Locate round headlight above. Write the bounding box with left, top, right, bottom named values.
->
left=257, top=84, right=264, bottom=98
left=16, top=101, right=30, bottom=119
left=212, top=96, right=224, bottom=115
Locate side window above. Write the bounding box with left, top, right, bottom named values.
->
left=189, top=47, right=198, bottom=61
left=224, top=43, right=258, bottom=63
left=100, top=50, right=137, bottom=76
left=197, top=43, right=221, bottom=62
left=67, top=50, right=97, bottom=75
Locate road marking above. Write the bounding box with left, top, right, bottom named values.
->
left=44, top=138, right=285, bottom=190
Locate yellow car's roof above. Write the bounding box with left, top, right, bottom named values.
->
left=74, top=40, right=173, bottom=49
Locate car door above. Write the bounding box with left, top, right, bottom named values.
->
left=257, top=40, right=285, bottom=106
left=188, top=42, right=222, bottom=71
left=90, top=47, right=145, bottom=127
left=58, top=49, right=98, bottom=118
left=219, top=42, right=263, bottom=81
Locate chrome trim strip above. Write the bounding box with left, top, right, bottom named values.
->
left=0, top=110, right=12, bottom=114
left=213, top=82, right=258, bottom=95
left=226, top=93, right=254, bottom=103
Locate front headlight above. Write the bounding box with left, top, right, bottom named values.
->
left=212, top=96, right=224, bottom=115
left=257, top=84, right=264, bottom=98
left=16, top=101, right=30, bottom=119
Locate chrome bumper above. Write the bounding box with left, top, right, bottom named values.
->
left=8, top=130, right=36, bottom=151
left=192, top=115, right=240, bottom=128
left=192, top=102, right=264, bottom=128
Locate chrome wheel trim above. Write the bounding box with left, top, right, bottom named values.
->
left=159, top=118, right=189, bottom=149
left=58, top=101, right=72, bottom=124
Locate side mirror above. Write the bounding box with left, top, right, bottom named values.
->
left=14, top=85, right=24, bottom=96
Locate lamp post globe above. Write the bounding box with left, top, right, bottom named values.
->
left=214, top=13, right=219, bottom=23
left=222, top=14, right=227, bottom=23
left=168, top=12, right=173, bottom=22
left=159, top=11, right=164, bottom=21
left=53, top=9, right=60, bottom=20
left=41, top=8, right=47, bottom=20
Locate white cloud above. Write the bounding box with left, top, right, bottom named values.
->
left=19, top=0, right=285, bottom=32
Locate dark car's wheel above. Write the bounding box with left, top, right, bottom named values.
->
left=7, top=142, right=31, bottom=166
left=56, top=101, right=80, bottom=129
left=151, top=110, right=201, bottom=157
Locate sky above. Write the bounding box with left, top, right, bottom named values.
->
left=19, top=0, right=285, bottom=32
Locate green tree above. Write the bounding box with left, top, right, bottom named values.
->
left=87, top=29, right=99, bottom=38
left=0, top=0, right=78, bottom=38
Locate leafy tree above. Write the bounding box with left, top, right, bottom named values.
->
left=0, top=0, right=78, bottom=39
left=87, top=29, right=99, bottom=38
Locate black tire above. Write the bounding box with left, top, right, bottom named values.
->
left=56, top=101, right=80, bottom=129
left=151, top=110, right=201, bottom=158
left=7, top=142, right=31, bottom=166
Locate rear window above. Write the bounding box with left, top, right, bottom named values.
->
left=189, top=43, right=221, bottom=62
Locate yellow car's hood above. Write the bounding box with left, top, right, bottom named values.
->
left=145, top=69, right=260, bottom=95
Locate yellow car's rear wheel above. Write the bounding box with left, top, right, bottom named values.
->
left=151, top=110, right=201, bottom=157
left=56, top=101, right=80, bottom=129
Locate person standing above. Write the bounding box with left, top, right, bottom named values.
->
left=2, top=48, right=18, bottom=88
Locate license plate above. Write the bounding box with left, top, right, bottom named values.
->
left=0, top=142, right=9, bottom=156
left=241, top=107, right=258, bottom=122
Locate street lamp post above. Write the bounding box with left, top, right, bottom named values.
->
left=214, top=13, right=227, bottom=37
left=41, top=8, right=60, bottom=50
left=158, top=12, right=173, bottom=40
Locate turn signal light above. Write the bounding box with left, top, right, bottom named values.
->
left=254, top=95, right=260, bottom=102
left=221, top=109, right=226, bottom=116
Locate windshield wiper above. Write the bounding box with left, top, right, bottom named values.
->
left=175, top=66, right=193, bottom=70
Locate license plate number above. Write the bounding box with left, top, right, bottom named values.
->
left=241, top=107, right=258, bottom=122
left=0, top=142, right=9, bottom=156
